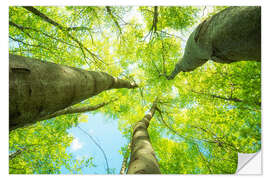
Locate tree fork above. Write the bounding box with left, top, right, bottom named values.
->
left=127, top=99, right=161, bottom=174
left=9, top=54, right=137, bottom=131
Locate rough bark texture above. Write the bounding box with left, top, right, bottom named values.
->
left=168, top=6, right=261, bottom=79
left=9, top=54, right=137, bottom=131
left=127, top=100, right=161, bottom=174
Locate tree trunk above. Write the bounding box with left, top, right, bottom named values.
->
left=9, top=54, right=137, bottom=131
left=120, top=143, right=131, bottom=174
left=127, top=99, right=161, bottom=174
left=168, top=6, right=261, bottom=79
left=39, top=101, right=111, bottom=121
left=9, top=148, right=25, bottom=160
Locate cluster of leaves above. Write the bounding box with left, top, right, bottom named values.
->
left=139, top=6, right=199, bottom=31
left=9, top=6, right=260, bottom=174
left=9, top=114, right=94, bottom=174
left=146, top=58, right=260, bottom=173
left=153, top=138, right=237, bottom=174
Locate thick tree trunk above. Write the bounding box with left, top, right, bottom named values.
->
left=168, top=6, right=261, bottom=79
left=127, top=100, right=161, bottom=174
left=9, top=54, right=137, bottom=131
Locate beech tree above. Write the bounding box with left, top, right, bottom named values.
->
left=9, top=6, right=261, bottom=174
left=127, top=99, right=160, bottom=174
left=167, top=6, right=261, bottom=79
left=10, top=54, right=137, bottom=131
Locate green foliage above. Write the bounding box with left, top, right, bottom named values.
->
left=9, top=6, right=260, bottom=174
left=139, top=6, right=199, bottom=31
left=9, top=114, right=94, bottom=174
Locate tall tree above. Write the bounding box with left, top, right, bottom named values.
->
left=119, top=143, right=131, bottom=174
left=9, top=54, right=137, bottom=131
left=167, top=6, right=261, bottom=79
left=9, top=6, right=260, bottom=174
left=127, top=99, right=161, bottom=174
left=39, top=99, right=115, bottom=121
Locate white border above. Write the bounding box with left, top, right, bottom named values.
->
left=2, top=0, right=269, bottom=180
left=7, top=0, right=262, bottom=6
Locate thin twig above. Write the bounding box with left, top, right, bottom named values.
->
left=22, top=6, right=104, bottom=66
left=77, top=126, right=110, bottom=174
left=105, top=6, right=122, bottom=34
left=9, top=36, right=50, bottom=50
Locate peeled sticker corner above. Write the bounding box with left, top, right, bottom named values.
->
left=236, top=150, right=262, bottom=175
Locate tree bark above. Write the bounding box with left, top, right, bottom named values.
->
left=39, top=101, right=112, bottom=121
left=120, top=143, right=131, bottom=174
left=9, top=54, right=137, bottom=131
left=127, top=99, right=161, bottom=174
left=9, top=148, right=25, bottom=160
left=167, top=6, right=261, bottom=79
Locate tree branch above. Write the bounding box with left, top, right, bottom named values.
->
left=10, top=21, right=78, bottom=48
left=78, top=126, right=110, bottom=174
left=22, top=6, right=104, bottom=65
left=143, top=6, right=159, bottom=41
left=9, top=36, right=50, bottom=50
left=9, top=148, right=25, bottom=160
left=120, top=143, right=131, bottom=174
left=40, top=99, right=116, bottom=121
left=195, top=144, right=213, bottom=173
left=157, top=30, right=186, bottom=41
left=9, top=21, right=34, bottom=39
left=191, top=90, right=243, bottom=102
left=66, top=26, right=92, bottom=32
left=105, top=6, right=122, bottom=34
left=152, top=6, right=159, bottom=33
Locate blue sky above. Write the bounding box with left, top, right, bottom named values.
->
left=60, top=112, right=128, bottom=174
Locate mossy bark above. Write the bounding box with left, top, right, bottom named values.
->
left=127, top=100, right=161, bottom=174
left=9, top=54, right=137, bottom=131
left=168, top=6, right=261, bottom=79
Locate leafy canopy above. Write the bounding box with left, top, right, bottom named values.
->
left=9, top=6, right=260, bottom=174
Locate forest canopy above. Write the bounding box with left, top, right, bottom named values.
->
left=9, top=6, right=261, bottom=174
